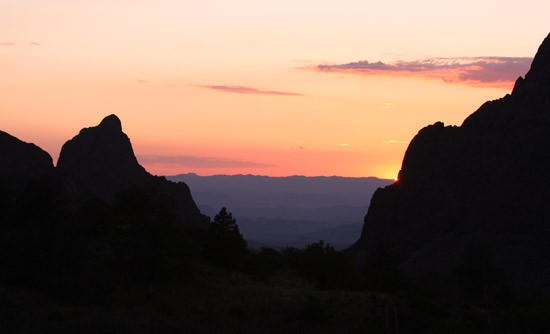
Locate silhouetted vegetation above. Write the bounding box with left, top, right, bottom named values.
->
left=204, top=207, right=248, bottom=266
left=280, top=241, right=359, bottom=290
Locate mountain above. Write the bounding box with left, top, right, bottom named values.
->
left=168, top=173, right=393, bottom=248
left=0, top=115, right=207, bottom=227
left=57, top=114, right=149, bottom=201
left=56, top=115, right=208, bottom=227
left=348, top=33, right=550, bottom=292
left=0, top=130, right=53, bottom=198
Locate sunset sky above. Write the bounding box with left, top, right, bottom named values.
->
left=2, top=0, right=549, bottom=179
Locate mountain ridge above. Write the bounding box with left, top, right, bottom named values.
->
left=348, top=33, right=550, bottom=292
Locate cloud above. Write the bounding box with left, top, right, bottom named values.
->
left=315, top=57, right=533, bottom=88
left=201, top=85, right=303, bottom=96
left=138, top=155, right=276, bottom=169
left=2, top=42, right=42, bottom=46
left=383, top=140, right=409, bottom=144
left=382, top=102, right=405, bottom=109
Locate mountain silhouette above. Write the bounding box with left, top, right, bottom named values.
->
left=349, top=33, right=550, bottom=292
left=0, top=130, right=53, bottom=198
left=58, top=114, right=145, bottom=178
left=0, top=115, right=207, bottom=227
left=57, top=114, right=149, bottom=201
left=57, top=114, right=208, bottom=226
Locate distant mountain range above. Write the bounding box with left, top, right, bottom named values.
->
left=167, top=173, right=393, bottom=249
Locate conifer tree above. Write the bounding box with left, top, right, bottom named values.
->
left=205, top=207, right=247, bottom=264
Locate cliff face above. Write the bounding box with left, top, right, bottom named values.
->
left=349, top=33, right=550, bottom=290
left=0, top=130, right=53, bottom=196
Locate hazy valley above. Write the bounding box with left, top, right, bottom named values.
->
left=167, top=173, right=393, bottom=249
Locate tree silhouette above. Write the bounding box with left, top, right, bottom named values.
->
left=210, top=207, right=241, bottom=236
left=204, top=207, right=247, bottom=265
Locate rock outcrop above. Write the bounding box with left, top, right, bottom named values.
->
left=57, top=114, right=208, bottom=227
left=0, top=130, right=53, bottom=197
left=57, top=114, right=149, bottom=201
left=349, top=33, right=550, bottom=291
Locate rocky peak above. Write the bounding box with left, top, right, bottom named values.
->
left=56, top=115, right=147, bottom=201
left=98, top=114, right=122, bottom=131
left=55, top=115, right=208, bottom=227
left=524, top=33, right=550, bottom=84
left=57, top=114, right=144, bottom=177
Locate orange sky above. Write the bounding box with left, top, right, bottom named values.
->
left=1, top=1, right=549, bottom=179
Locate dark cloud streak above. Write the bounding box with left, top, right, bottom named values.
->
left=138, top=155, right=276, bottom=169
left=316, top=57, right=533, bottom=87
left=201, top=85, right=302, bottom=96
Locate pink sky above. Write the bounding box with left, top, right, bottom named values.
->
left=1, top=0, right=549, bottom=179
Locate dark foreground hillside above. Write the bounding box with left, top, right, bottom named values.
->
left=2, top=181, right=549, bottom=333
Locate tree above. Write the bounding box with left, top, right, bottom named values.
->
left=283, top=241, right=355, bottom=289
left=209, top=207, right=244, bottom=239
left=204, top=207, right=247, bottom=265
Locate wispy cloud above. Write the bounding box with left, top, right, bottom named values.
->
left=383, top=140, right=409, bottom=144
left=138, top=155, right=276, bottom=169
left=2, top=42, right=42, bottom=46
left=314, top=57, right=533, bottom=88
left=382, top=102, right=405, bottom=109
left=201, top=85, right=303, bottom=96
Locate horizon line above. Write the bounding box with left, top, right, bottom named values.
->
left=162, top=172, right=394, bottom=180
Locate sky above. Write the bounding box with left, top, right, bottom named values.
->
left=1, top=0, right=549, bottom=179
